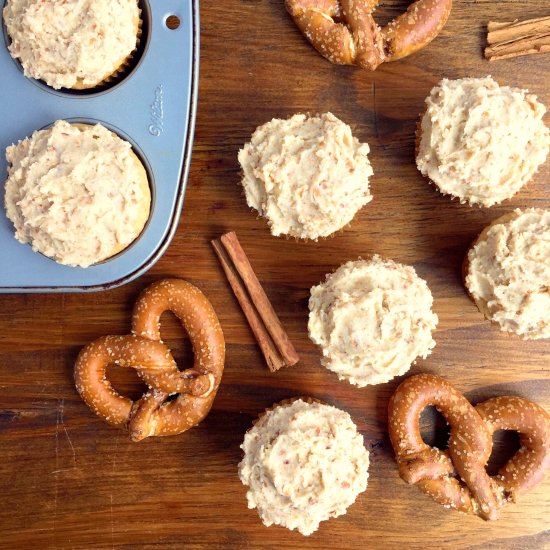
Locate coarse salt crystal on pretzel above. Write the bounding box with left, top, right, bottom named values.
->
left=286, top=0, right=453, bottom=70
left=74, top=279, right=225, bottom=442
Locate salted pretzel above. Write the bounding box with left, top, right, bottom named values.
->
left=388, top=374, right=550, bottom=519
left=286, top=0, right=453, bottom=70
left=75, top=279, right=225, bottom=442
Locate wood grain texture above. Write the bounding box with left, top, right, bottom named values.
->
left=0, top=1, right=549, bottom=548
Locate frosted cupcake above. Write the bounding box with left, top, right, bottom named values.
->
left=416, top=76, right=549, bottom=207
left=239, top=398, right=369, bottom=536
left=308, top=257, right=438, bottom=386
left=4, top=120, right=151, bottom=267
left=464, top=209, right=550, bottom=339
left=238, top=112, right=373, bottom=239
left=3, top=0, right=140, bottom=90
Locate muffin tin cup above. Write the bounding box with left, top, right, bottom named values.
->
left=0, top=0, right=199, bottom=292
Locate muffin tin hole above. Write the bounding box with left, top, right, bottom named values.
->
left=36, top=117, right=156, bottom=267
left=2, top=0, right=152, bottom=98
left=166, top=15, right=181, bottom=30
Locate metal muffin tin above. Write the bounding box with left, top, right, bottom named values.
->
left=0, top=0, right=198, bottom=292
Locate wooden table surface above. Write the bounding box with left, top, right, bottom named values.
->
left=1, top=1, right=549, bottom=548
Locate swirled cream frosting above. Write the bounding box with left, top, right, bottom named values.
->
left=417, top=76, right=549, bottom=207
left=238, top=112, right=373, bottom=239
left=239, top=399, right=369, bottom=536
left=4, top=120, right=150, bottom=267
left=3, top=0, right=140, bottom=89
left=308, top=257, right=438, bottom=386
left=465, top=209, right=550, bottom=339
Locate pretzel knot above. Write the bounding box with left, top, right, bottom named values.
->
left=75, top=279, right=225, bottom=442
left=388, top=374, right=550, bottom=519
left=286, top=0, right=453, bottom=70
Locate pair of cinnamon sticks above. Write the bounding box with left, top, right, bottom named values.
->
left=212, top=232, right=299, bottom=372
left=485, top=16, right=550, bottom=61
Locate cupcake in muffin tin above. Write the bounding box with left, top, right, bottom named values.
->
left=3, top=0, right=141, bottom=90
left=5, top=120, right=151, bottom=267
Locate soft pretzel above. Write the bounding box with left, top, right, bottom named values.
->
left=388, top=374, right=550, bottom=519
left=286, top=0, right=453, bottom=70
left=75, top=279, right=225, bottom=442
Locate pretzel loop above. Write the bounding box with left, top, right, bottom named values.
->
left=74, top=279, right=225, bottom=442
left=476, top=397, right=550, bottom=502
left=388, top=374, right=550, bottom=520
left=286, top=0, right=452, bottom=70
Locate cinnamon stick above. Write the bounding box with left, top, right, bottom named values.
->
left=488, top=16, right=550, bottom=41
left=212, top=232, right=299, bottom=372
left=485, top=16, right=550, bottom=60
